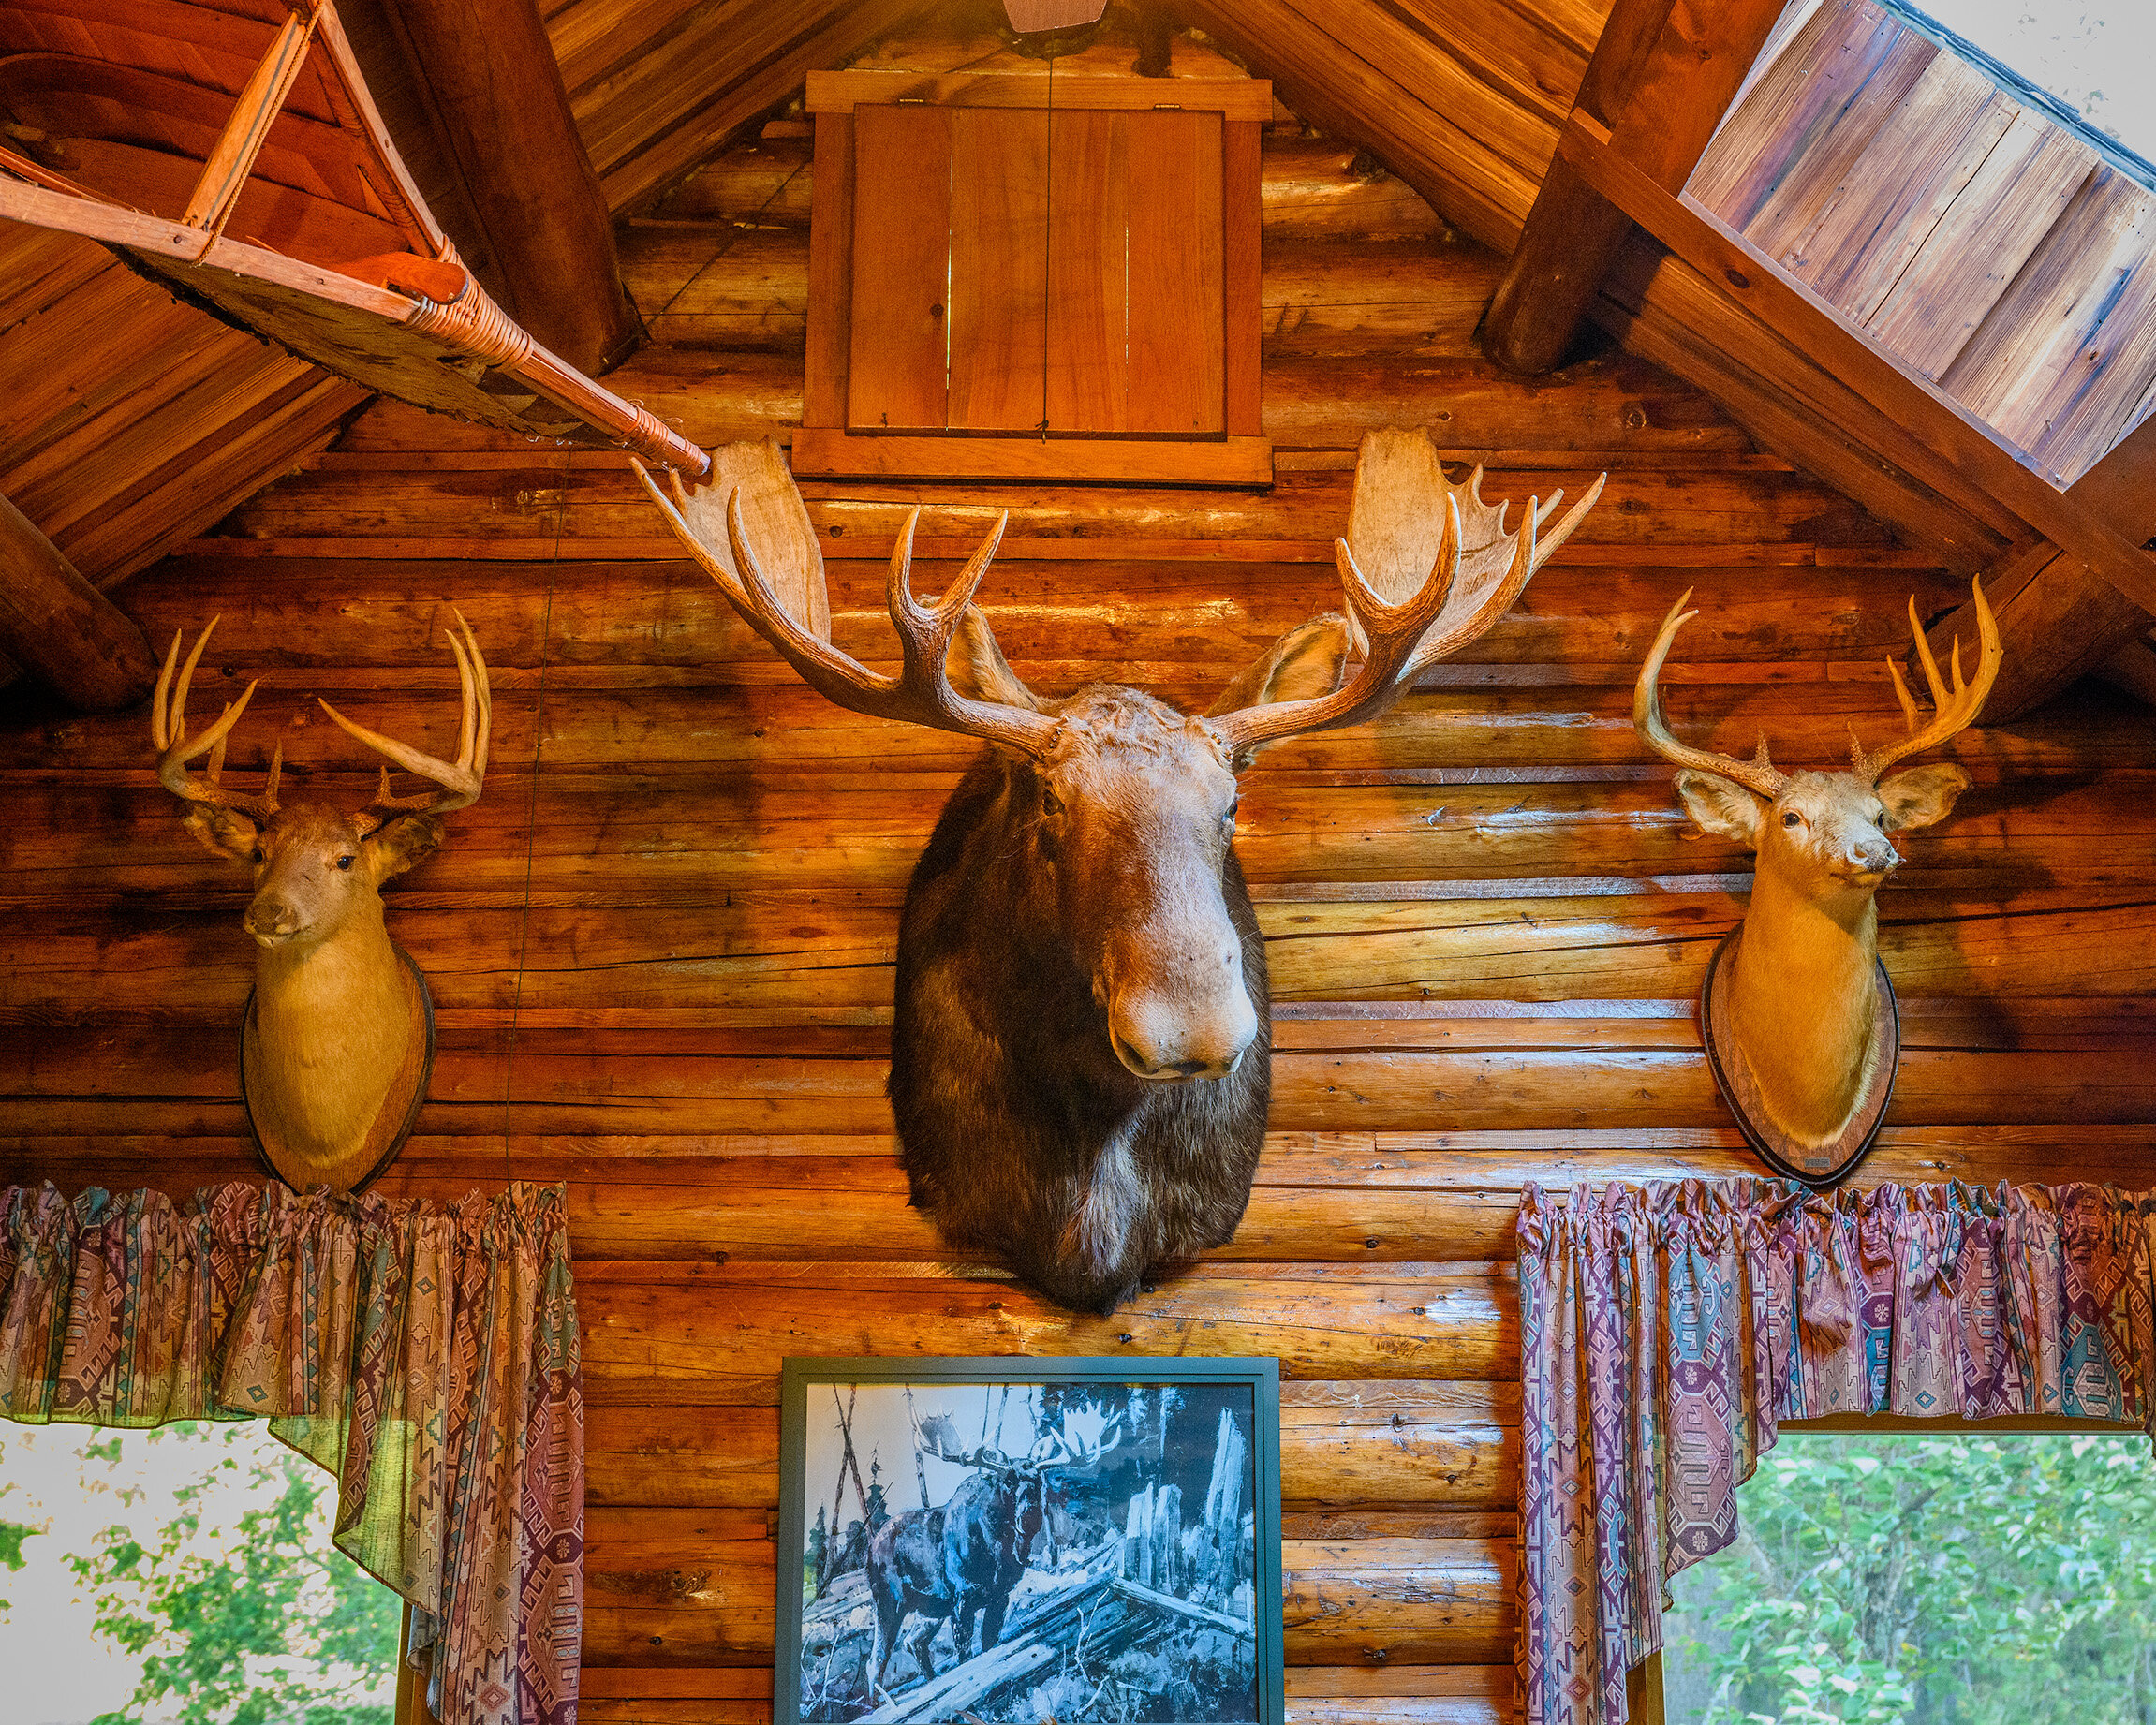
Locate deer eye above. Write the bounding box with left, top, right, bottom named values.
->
left=1781, top=810, right=1803, bottom=828
left=250, top=847, right=265, bottom=863
left=1223, top=800, right=1239, bottom=832
left=337, top=855, right=356, bottom=871
left=1041, top=786, right=1064, bottom=818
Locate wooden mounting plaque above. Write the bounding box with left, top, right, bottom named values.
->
left=1700, top=923, right=1898, bottom=1187
left=240, top=944, right=435, bottom=1196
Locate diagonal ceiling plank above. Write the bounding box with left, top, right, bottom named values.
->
left=556, top=0, right=933, bottom=215
left=1165, top=0, right=1546, bottom=253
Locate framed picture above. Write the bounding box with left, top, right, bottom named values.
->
left=777, top=1356, right=1284, bottom=1725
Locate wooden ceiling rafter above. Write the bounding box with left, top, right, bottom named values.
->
left=0, top=0, right=708, bottom=475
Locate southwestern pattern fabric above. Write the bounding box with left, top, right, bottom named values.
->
left=0, top=1180, right=583, bottom=1725
left=1517, top=1179, right=2156, bottom=1725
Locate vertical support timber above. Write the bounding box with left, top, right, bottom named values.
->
left=1484, top=0, right=1788, bottom=374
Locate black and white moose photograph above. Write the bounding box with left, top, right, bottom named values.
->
left=776, top=1360, right=1283, bottom=1725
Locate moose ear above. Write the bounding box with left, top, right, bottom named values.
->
left=365, top=813, right=445, bottom=884
left=1204, top=614, right=1354, bottom=765
left=1877, top=761, right=1971, bottom=832
left=1673, top=769, right=1764, bottom=847
left=944, top=606, right=1041, bottom=713
left=181, top=804, right=259, bottom=863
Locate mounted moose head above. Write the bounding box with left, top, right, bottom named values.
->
left=150, top=612, right=491, bottom=1192
left=1634, top=582, right=2001, bottom=1181
left=641, top=433, right=1603, bottom=1310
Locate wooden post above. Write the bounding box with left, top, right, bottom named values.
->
left=0, top=494, right=157, bottom=711
left=1484, top=0, right=1788, bottom=375
left=381, top=0, right=641, bottom=374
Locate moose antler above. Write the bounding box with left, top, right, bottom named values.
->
left=1850, top=579, right=2001, bottom=784
left=317, top=610, right=492, bottom=828
left=636, top=459, right=1059, bottom=759
left=1632, top=590, right=1793, bottom=798
left=1206, top=446, right=1604, bottom=756
left=153, top=617, right=283, bottom=820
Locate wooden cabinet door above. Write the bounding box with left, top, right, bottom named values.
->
left=1048, top=110, right=1225, bottom=435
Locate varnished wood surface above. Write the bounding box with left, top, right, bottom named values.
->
left=10, top=126, right=2156, bottom=1725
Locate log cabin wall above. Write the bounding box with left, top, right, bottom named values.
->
left=6, top=100, right=2156, bottom=1725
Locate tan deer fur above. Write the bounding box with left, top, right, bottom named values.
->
left=151, top=612, right=489, bottom=1189
left=1636, top=582, right=2001, bottom=1152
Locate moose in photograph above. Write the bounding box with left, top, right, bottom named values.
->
left=150, top=612, right=491, bottom=1192
left=640, top=434, right=1605, bottom=1311
left=865, top=1412, right=1100, bottom=1700
left=796, top=1376, right=1263, bottom=1724
left=1634, top=581, right=2001, bottom=1181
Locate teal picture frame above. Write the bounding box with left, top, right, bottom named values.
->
left=777, top=1355, right=1284, bottom=1725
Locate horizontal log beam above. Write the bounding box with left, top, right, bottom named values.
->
left=0, top=492, right=157, bottom=710
left=381, top=0, right=640, bottom=373
left=1484, top=0, right=1787, bottom=374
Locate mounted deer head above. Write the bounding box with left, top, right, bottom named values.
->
left=642, top=433, right=1604, bottom=1309
left=1635, top=581, right=2001, bottom=1177
left=151, top=612, right=490, bottom=1191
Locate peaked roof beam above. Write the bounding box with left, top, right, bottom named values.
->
left=1483, top=0, right=1788, bottom=376
left=0, top=492, right=157, bottom=712
left=382, top=0, right=641, bottom=373
left=1921, top=412, right=2156, bottom=719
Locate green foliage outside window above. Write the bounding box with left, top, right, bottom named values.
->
left=67, top=1422, right=399, bottom=1725
left=1663, top=1433, right=2156, bottom=1724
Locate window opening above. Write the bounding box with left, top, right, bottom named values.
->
left=1659, top=1429, right=2156, bottom=1722
left=0, top=1420, right=401, bottom=1725
left=1896, top=1, right=2156, bottom=175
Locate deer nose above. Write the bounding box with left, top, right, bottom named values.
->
left=1851, top=835, right=1900, bottom=874
left=1108, top=985, right=1258, bottom=1084
left=244, top=897, right=303, bottom=944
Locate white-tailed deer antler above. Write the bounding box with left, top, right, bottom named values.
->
left=317, top=610, right=492, bottom=829
left=153, top=616, right=283, bottom=820
left=1206, top=448, right=1604, bottom=757
left=635, top=457, right=1058, bottom=760
left=1851, top=579, right=2001, bottom=784
left=1632, top=590, right=1793, bottom=798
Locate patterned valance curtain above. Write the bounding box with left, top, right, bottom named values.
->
left=0, top=1180, right=584, bottom=1725
left=1516, top=1178, right=2156, bottom=1725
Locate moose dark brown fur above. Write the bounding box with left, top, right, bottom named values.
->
left=640, top=435, right=1602, bottom=1312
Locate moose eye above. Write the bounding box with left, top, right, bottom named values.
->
left=1781, top=810, right=1803, bottom=829
left=337, top=855, right=356, bottom=871
left=1041, top=786, right=1064, bottom=818
left=251, top=847, right=265, bottom=863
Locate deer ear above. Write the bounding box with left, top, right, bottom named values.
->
left=945, top=606, right=1041, bottom=711
left=1674, top=769, right=1764, bottom=846
left=365, top=813, right=445, bottom=883
left=182, top=805, right=259, bottom=863
left=1877, top=761, right=1971, bottom=831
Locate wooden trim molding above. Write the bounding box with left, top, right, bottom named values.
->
left=790, top=430, right=1275, bottom=487
left=805, top=68, right=1275, bottom=118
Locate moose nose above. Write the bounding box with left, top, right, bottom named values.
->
left=244, top=897, right=303, bottom=946
left=1108, top=985, right=1258, bottom=1084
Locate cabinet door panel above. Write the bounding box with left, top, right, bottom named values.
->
left=847, top=104, right=952, bottom=432
left=1127, top=110, right=1224, bottom=434
left=950, top=106, right=1051, bottom=431
left=1045, top=109, right=1130, bottom=434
